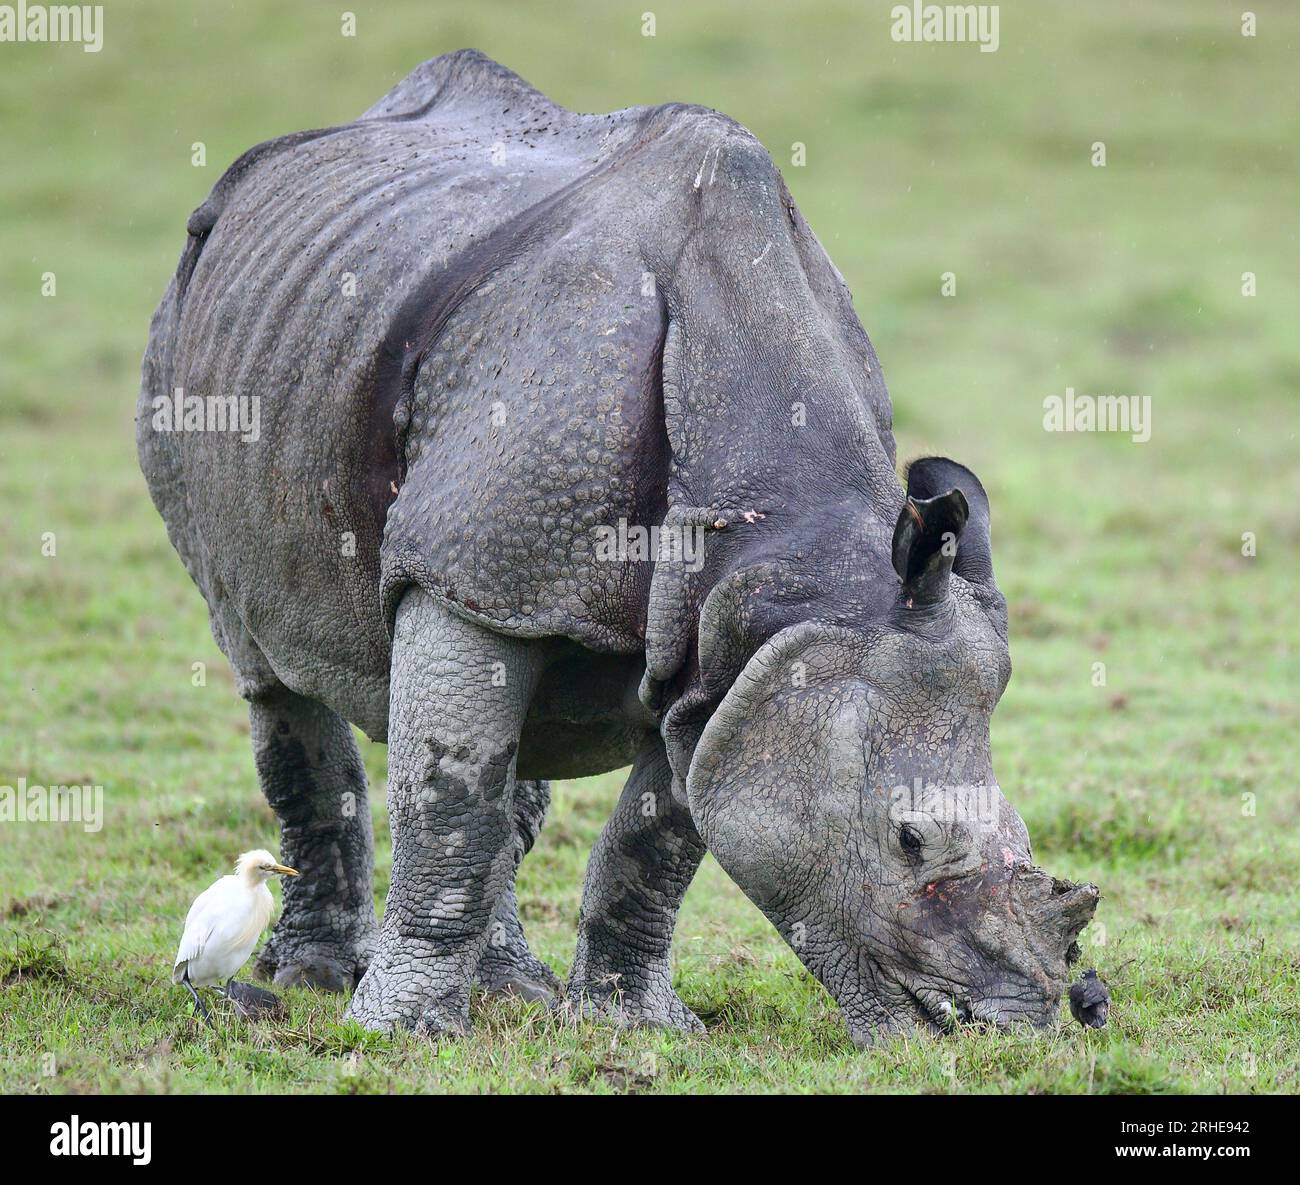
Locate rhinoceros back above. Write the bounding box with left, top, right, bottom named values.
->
left=139, top=51, right=672, bottom=735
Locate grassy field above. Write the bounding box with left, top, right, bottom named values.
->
left=1, top=0, right=1297, bottom=1094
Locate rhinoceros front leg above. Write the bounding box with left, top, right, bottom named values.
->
left=346, top=588, right=547, bottom=1035
left=248, top=686, right=379, bottom=991
left=568, top=736, right=707, bottom=1032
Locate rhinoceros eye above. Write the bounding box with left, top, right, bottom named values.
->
left=899, top=823, right=925, bottom=859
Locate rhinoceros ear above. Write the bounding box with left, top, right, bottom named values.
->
left=902, top=456, right=996, bottom=586
left=891, top=487, right=968, bottom=606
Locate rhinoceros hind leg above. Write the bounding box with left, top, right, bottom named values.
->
left=473, top=778, right=560, bottom=1003
left=247, top=684, right=380, bottom=992
left=474, top=883, right=561, bottom=1004
left=567, top=737, right=707, bottom=1033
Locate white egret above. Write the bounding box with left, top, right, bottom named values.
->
left=173, top=849, right=298, bottom=1023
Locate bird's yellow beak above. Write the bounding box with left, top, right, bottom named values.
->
left=269, top=864, right=299, bottom=877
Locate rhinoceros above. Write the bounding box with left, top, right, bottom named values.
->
left=138, top=50, right=1098, bottom=1043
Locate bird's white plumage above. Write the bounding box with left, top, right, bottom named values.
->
left=173, top=876, right=274, bottom=985
left=172, top=849, right=290, bottom=988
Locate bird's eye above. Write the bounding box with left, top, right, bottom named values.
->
left=899, top=823, right=925, bottom=858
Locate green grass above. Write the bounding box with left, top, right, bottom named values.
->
left=1, top=0, right=1298, bottom=1093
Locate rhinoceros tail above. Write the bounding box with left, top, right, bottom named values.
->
left=175, top=125, right=345, bottom=303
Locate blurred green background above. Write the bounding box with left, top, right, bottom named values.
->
left=1, top=1, right=1297, bottom=1092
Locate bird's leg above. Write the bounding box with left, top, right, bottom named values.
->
left=346, top=589, right=551, bottom=1036
left=247, top=684, right=380, bottom=992
left=183, top=973, right=213, bottom=1028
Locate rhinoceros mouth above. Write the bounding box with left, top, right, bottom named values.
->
left=905, top=984, right=971, bottom=1030
left=891, top=983, right=963, bottom=1033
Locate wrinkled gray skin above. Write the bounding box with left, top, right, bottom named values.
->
left=138, top=51, right=1097, bottom=1044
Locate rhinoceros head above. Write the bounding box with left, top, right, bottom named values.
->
left=683, top=458, right=1098, bottom=1044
